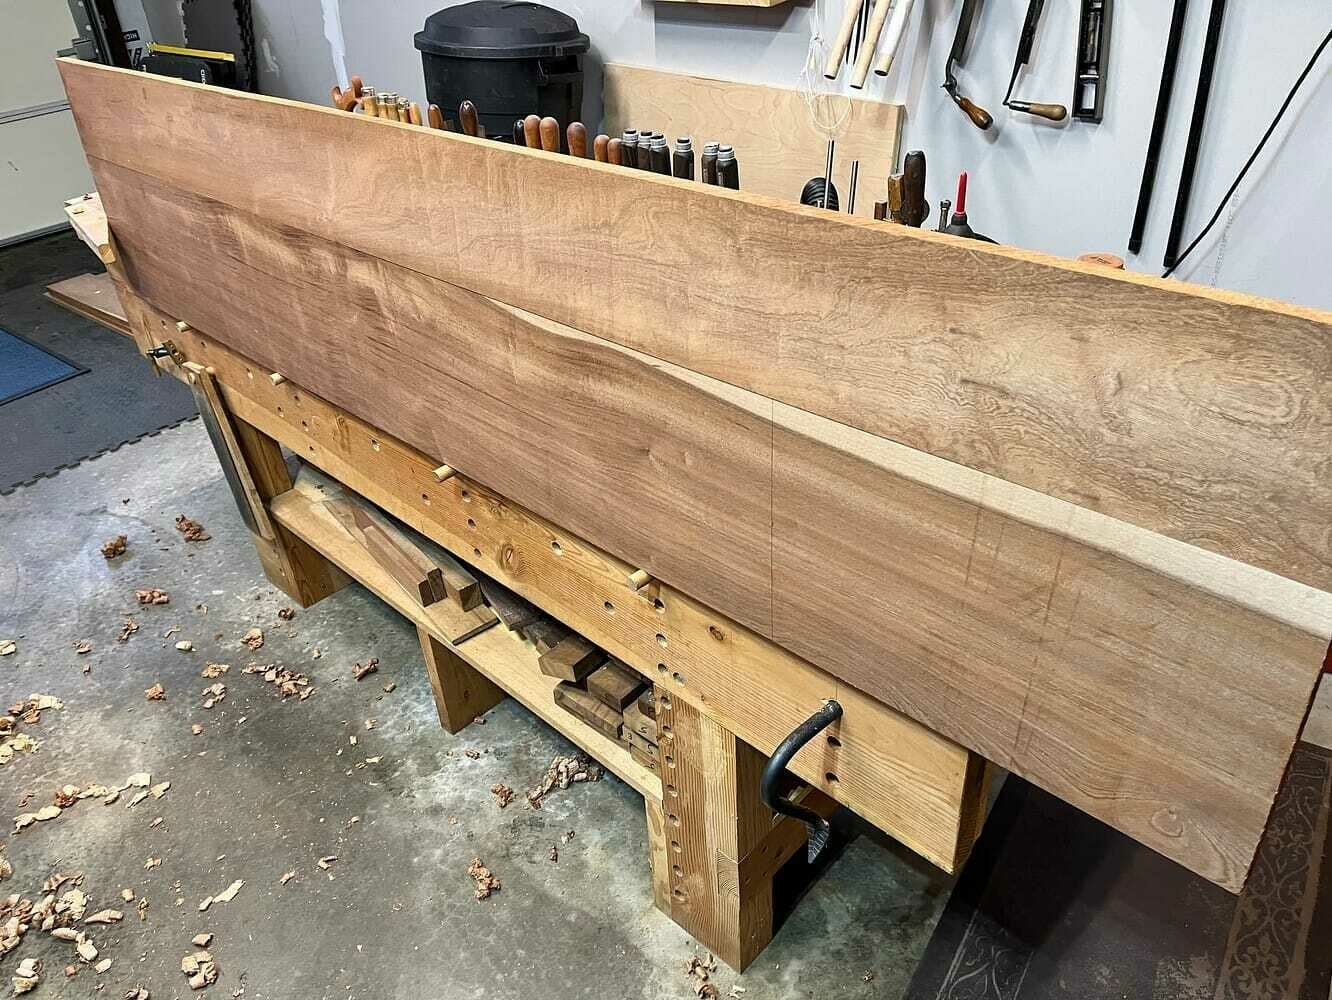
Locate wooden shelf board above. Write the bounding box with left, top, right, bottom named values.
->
left=269, top=470, right=661, bottom=803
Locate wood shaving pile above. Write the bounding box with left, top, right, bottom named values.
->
left=201, top=663, right=229, bottom=679
left=174, top=515, right=211, bottom=542
left=144, top=684, right=166, bottom=702
left=134, top=589, right=170, bottom=606
left=12, top=956, right=40, bottom=994
left=526, top=755, right=603, bottom=809
left=15, top=773, right=165, bottom=832
left=352, top=658, right=379, bottom=681
left=100, top=535, right=127, bottom=559
left=1, top=695, right=63, bottom=767
left=684, top=954, right=720, bottom=999
left=467, top=858, right=500, bottom=901
left=181, top=948, right=218, bottom=990
left=239, top=628, right=264, bottom=650
left=489, top=784, right=514, bottom=809
left=201, top=684, right=226, bottom=709
left=242, top=663, right=314, bottom=700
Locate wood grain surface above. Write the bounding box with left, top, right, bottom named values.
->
left=59, top=61, right=1332, bottom=593
left=602, top=63, right=902, bottom=213
left=93, top=161, right=1329, bottom=891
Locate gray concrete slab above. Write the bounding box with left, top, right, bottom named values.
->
left=0, top=420, right=951, bottom=998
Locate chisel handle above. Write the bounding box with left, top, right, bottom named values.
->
left=523, top=115, right=542, bottom=150
left=539, top=116, right=560, bottom=153
left=362, top=91, right=379, bottom=118
left=408, top=102, right=423, bottom=126
left=872, top=0, right=916, bottom=78
left=427, top=104, right=444, bottom=130
left=851, top=0, right=894, bottom=89
left=567, top=121, right=588, bottom=158
left=330, top=74, right=362, bottom=111
left=459, top=101, right=480, bottom=137
left=607, top=137, right=623, bottom=166
left=593, top=134, right=610, bottom=162
left=824, top=0, right=866, bottom=79
left=1008, top=100, right=1068, bottom=122
left=952, top=94, right=994, bottom=130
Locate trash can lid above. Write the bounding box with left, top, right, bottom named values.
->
left=414, top=1, right=590, bottom=60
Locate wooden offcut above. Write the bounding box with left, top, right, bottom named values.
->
left=587, top=659, right=648, bottom=711
left=45, top=272, right=130, bottom=337
left=553, top=681, right=623, bottom=741
left=59, top=61, right=1332, bottom=593
left=602, top=63, right=901, bottom=214
left=538, top=634, right=605, bottom=683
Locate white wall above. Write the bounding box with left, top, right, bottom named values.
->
left=252, top=0, right=1332, bottom=309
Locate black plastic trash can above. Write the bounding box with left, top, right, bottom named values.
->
left=415, top=1, right=590, bottom=144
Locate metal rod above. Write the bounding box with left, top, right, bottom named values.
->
left=1164, top=0, right=1226, bottom=269
left=822, top=139, right=836, bottom=210
left=847, top=160, right=860, bottom=215
left=1128, top=0, right=1189, bottom=254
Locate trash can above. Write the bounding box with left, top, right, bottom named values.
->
left=414, top=1, right=590, bottom=144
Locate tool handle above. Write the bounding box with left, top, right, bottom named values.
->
left=567, top=122, right=588, bottom=158
left=539, top=116, right=560, bottom=153
left=607, top=137, right=622, bottom=166
left=330, top=75, right=362, bottom=111
left=1009, top=100, right=1067, bottom=122
left=901, top=150, right=928, bottom=227
left=408, top=102, right=423, bottom=126
left=952, top=94, right=993, bottom=130
left=523, top=115, right=541, bottom=150
left=759, top=700, right=843, bottom=863
left=427, top=104, right=444, bottom=130
left=458, top=101, right=480, bottom=138
left=824, top=0, right=867, bottom=79
left=512, top=119, right=526, bottom=145
left=886, top=174, right=905, bottom=223
left=593, top=134, right=609, bottom=162
left=850, top=0, right=894, bottom=89
left=872, top=0, right=916, bottom=77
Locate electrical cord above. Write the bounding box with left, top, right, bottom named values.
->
left=1163, top=27, right=1331, bottom=278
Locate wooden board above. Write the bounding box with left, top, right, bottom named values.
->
left=59, top=61, right=1332, bottom=593
left=538, top=634, right=606, bottom=684
left=602, top=63, right=900, bottom=214
left=587, top=659, right=649, bottom=711
left=45, top=271, right=129, bottom=336
left=554, top=681, right=624, bottom=742
left=94, top=165, right=1331, bottom=890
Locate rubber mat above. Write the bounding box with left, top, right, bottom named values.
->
left=0, top=326, right=87, bottom=404
left=0, top=231, right=197, bottom=493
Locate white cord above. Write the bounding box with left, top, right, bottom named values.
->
left=799, top=3, right=852, bottom=139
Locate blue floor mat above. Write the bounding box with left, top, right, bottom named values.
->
left=0, top=326, right=87, bottom=404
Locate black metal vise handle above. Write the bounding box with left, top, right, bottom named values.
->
left=760, top=700, right=843, bottom=862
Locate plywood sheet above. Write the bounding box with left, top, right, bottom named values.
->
left=93, top=160, right=1329, bottom=891
left=602, top=63, right=901, bottom=214
left=58, top=61, right=1332, bottom=593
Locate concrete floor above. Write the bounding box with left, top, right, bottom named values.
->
left=0, top=419, right=953, bottom=999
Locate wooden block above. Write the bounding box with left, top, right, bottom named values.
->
left=628, top=741, right=659, bottom=773
left=432, top=546, right=482, bottom=610
left=524, top=616, right=571, bottom=654
left=477, top=574, right=540, bottom=629
left=538, top=634, right=605, bottom=683
left=553, top=681, right=623, bottom=741
left=322, top=495, right=441, bottom=607
left=624, top=700, right=657, bottom=742
left=622, top=726, right=657, bottom=758
left=636, top=688, right=656, bottom=720
left=587, top=659, right=648, bottom=711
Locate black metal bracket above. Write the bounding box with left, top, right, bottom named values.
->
left=760, top=700, right=843, bottom=863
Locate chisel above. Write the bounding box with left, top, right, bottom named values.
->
left=567, top=122, right=588, bottom=157
left=637, top=132, right=656, bottom=170
left=378, top=92, right=398, bottom=120
left=672, top=136, right=695, bottom=180
left=649, top=133, right=671, bottom=175
left=409, top=102, right=423, bottom=126
left=361, top=86, right=378, bottom=118
left=717, top=144, right=740, bottom=189
left=701, top=141, right=720, bottom=185
left=539, top=116, right=560, bottom=153
left=594, top=134, right=610, bottom=162
left=608, top=137, right=623, bottom=166
left=513, top=119, right=527, bottom=145
left=459, top=100, right=480, bottom=138
left=397, top=97, right=413, bottom=123
left=525, top=115, right=542, bottom=150
left=900, top=150, right=928, bottom=226
left=428, top=104, right=447, bottom=130
left=621, top=129, right=639, bottom=169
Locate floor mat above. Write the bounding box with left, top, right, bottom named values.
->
left=0, top=326, right=87, bottom=403
left=0, top=231, right=197, bottom=492
left=903, top=743, right=1332, bottom=1000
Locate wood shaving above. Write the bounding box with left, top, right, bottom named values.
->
left=277, top=608, right=295, bottom=621
left=467, top=858, right=500, bottom=901
left=95, top=957, right=112, bottom=973
left=120, top=889, right=135, bottom=902
left=54, top=785, right=80, bottom=808
left=201, top=663, right=229, bottom=679
left=85, top=909, right=123, bottom=925
left=174, top=641, right=194, bottom=652
left=145, top=684, right=166, bottom=701
left=489, top=784, right=514, bottom=809
left=240, top=628, right=264, bottom=650
left=0, top=640, right=14, bottom=656
left=14, top=804, right=61, bottom=833
left=526, top=755, right=603, bottom=809
left=191, top=724, right=203, bottom=735
left=198, top=879, right=243, bottom=911
left=364, top=719, right=376, bottom=730
left=76, top=938, right=98, bottom=962
left=381, top=682, right=396, bottom=693
left=684, top=954, right=720, bottom=999
left=463, top=749, right=481, bottom=760
left=0, top=855, right=10, bottom=883
left=73, top=640, right=92, bottom=655
left=242, top=663, right=313, bottom=700
left=101, top=535, right=127, bottom=559
left=191, top=933, right=212, bottom=947
left=201, top=683, right=227, bottom=709
left=278, top=871, right=296, bottom=885
left=136, top=899, right=148, bottom=920
left=143, top=858, right=160, bottom=871
left=352, top=658, right=378, bottom=681
left=125, top=772, right=150, bottom=788
left=548, top=845, right=558, bottom=863
left=150, top=782, right=170, bottom=799
left=117, top=619, right=139, bottom=643
left=123, top=988, right=150, bottom=999
left=174, top=515, right=211, bottom=542
left=181, top=949, right=217, bottom=990
left=135, top=589, right=170, bottom=606
left=12, top=957, right=41, bottom=994
left=316, top=856, right=337, bottom=871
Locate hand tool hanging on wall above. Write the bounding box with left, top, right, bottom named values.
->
left=539, top=116, right=561, bottom=153
left=567, top=122, right=588, bottom=158
left=1003, top=0, right=1068, bottom=121
left=824, top=0, right=866, bottom=79
left=459, top=100, right=481, bottom=137
left=701, top=141, right=720, bottom=185
left=872, top=0, right=917, bottom=80
left=717, top=145, right=740, bottom=190
left=900, top=150, right=928, bottom=226
left=943, top=0, right=993, bottom=129
left=1127, top=0, right=1188, bottom=254
left=941, top=171, right=997, bottom=242
left=330, top=75, right=363, bottom=111
left=672, top=137, right=695, bottom=180
left=850, top=0, right=894, bottom=89
left=1072, top=0, right=1112, bottom=123
left=594, top=134, right=610, bottom=162
left=1163, top=0, right=1224, bottom=269
left=851, top=0, right=870, bottom=69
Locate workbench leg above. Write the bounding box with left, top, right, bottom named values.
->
left=230, top=418, right=347, bottom=607
left=417, top=626, right=506, bottom=733
left=654, top=688, right=798, bottom=971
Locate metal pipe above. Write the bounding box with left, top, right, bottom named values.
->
left=1129, top=0, right=1189, bottom=254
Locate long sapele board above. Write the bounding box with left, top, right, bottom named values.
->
left=58, top=61, right=1332, bottom=595
left=92, top=160, right=1330, bottom=892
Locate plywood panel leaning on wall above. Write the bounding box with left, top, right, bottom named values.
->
left=60, top=61, right=1332, bottom=894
